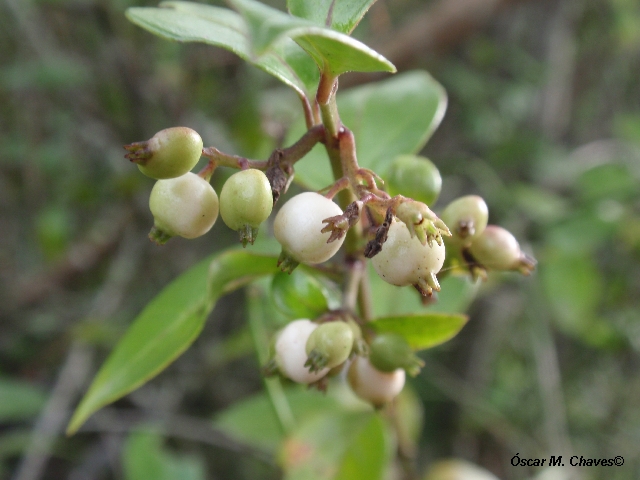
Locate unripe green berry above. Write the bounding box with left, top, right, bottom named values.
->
left=148, top=172, right=218, bottom=244
left=372, top=220, right=446, bottom=296
left=125, top=127, right=203, bottom=180
left=274, top=319, right=329, bottom=384
left=305, top=321, right=354, bottom=372
left=274, top=192, right=345, bottom=265
left=385, top=154, right=442, bottom=206
left=440, top=195, right=489, bottom=247
left=347, top=356, right=405, bottom=407
left=369, top=333, right=424, bottom=377
left=468, top=225, right=522, bottom=270
left=219, top=169, right=273, bottom=246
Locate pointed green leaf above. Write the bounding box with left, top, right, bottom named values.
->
left=126, top=2, right=319, bottom=97
left=229, top=0, right=394, bottom=77
left=290, top=70, right=448, bottom=190
left=67, top=250, right=279, bottom=435
left=369, top=313, right=468, bottom=351
left=288, top=0, right=378, bottom=34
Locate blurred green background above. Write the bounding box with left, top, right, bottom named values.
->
left=1, top=0, right=639, bottom=479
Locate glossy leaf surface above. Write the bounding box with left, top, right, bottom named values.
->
left=369, top=313, right=468, bottom=351
left=287, top=0, right=378, bottom=34
left=67, top=251, right=279, bottom=434
left=126, top=2, right=319, bottom=97
left=230, top=0, right=394, bottom=76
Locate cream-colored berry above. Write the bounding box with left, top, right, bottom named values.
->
left=275, top=319, right=329, bottom=384
left=149, top=172, right=218, bottom=241
left=347, top=356, right=405, bottom=407
left=274, top=192, right=344, bottom=264
left=372, top=220, right=446, bottom=295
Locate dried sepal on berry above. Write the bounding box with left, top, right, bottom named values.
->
left=321, top=201, right=362, bottom=244
left=124, top=127, right=203, bottom=180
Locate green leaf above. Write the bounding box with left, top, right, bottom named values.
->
left=367, top=262, right=478, bottom=316
left=126, top=2, right=319, bottom=97
left=67, top=250, right=279, bottom=435
left=229, top=0, right=395, bottom=77
left=123, top=429, right=206, bottom=480
left=271, top=269, right=331, bottom=319
left=281, top=411, right=389, bottom=480
left=213, top=387, right=340, bottom=453
left=0, top=378, right=47, bottom=422
left=290, top=70, right=448, bottom=190
left=369, top=313, right=468, bottom=351
left=287, top=0, right=378, bottom=34
left=333, top=414, right=391, bottom=480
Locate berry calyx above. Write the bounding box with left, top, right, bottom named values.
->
left=347, top=356, right=406, bottom=407
left=440, top=195, right=489, bottom=247
left=468, top=225, right=536, bottom=274
left=274, top=319, right=329, bottom=384
left=371, top=220, right=446, bottom=296
left=304, top=321, right=354, bottom=372
left=274, top=192, right=345, bottom=270
left=368, top=333, right=424, bottom=377
left=395, top=200, right=451, bottom=247
left=148, top=172, right=219, bottom=244
left=219, top=169, right=273, bottom=247
left=385, top=154, right=442, bottom=206
left=124, top=127, right=203, bottom=180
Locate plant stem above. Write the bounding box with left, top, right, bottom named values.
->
left=247, top=285, right=295, bottom=435
left=202, top=125, right=325, bottom=172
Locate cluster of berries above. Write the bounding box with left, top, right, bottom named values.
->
left=124, top=127, right=534, bottom=407
left=124, top=127, right=273, bottom=246
left=267, top=317, right=419, bottom=407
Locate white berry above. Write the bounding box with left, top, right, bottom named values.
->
left=347, top=356, right=406, bottom=407
left=372, top=220, right=446, bottom=295
left=149, top=172, right=218, bottom=241
left=274, top=192, right=344, bottom=264
left=275, top=319, right=329, bottom=384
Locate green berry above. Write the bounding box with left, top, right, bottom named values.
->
left=385, top=154, right=442, bottom=206
left=369, top=333, right=424, bottom=377
left=440, top=195, right=489, bottom=247
left=468, top=225, right=535, bottom=274
left=219, top=169, right=273, bottom=246
left=148, top=172, right=218, bottom=244
left=305, top=321, right=354, bottom=372
left=125, top=127, right=203, bottom=180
